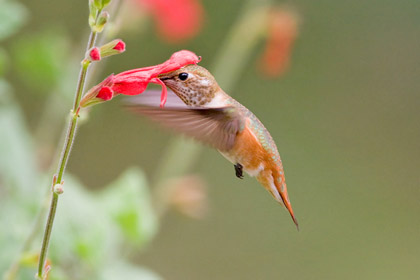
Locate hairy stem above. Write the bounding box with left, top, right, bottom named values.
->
left=36, top=30, right=98, bottom=279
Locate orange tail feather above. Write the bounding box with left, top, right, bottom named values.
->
left=275, top=180, right=299, bottom=230
left=257, top=171, right=299, bottom=230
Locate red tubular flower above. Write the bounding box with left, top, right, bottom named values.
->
left=80, top=50, right=201, bottom=108
left=135, top=0, right=204, bottom=43
left=259, top=8, right=300, bottom=77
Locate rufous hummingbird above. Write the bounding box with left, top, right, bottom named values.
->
left=128, top=65, right=299, bottom=229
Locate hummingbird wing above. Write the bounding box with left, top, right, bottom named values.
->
left=126, top=96, right=245, bottom=151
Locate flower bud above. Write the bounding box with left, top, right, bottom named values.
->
left=113, top=40, right=125, bottom=51
left=80, top=74, right=115, bottom=107
left=99, top=39, right=126, bottom=58
left=53, top=183, right=64, bottom=195
left=88, top=47, right=101, bottom=61
left=92, top=11, right=109, bottom=33
left=89, top=0, right=111, bottom=31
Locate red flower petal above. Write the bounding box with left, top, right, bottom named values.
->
left=154, top=50, right=202, bottom=75
left=97, top=86, right=114, bottom=100
left=150, top=77, right=167, bottom=108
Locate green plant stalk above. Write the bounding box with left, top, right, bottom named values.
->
left=36, top=30, right=98, bottom=279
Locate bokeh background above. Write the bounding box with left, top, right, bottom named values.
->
left=1, top=0, right=419, bottom=279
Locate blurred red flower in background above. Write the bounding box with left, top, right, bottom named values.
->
left=162, top=175, right=209, bottom=219
left=81, top=50, right=201, bottom=107
left=259, top=8, right=300, bottom=77
left=135, top=0, right=204, bottom=43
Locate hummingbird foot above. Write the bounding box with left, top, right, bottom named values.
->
left=234, top=163, right=244, bottom=179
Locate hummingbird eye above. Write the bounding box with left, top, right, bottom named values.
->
left=178, top=72, right=189, bottom=81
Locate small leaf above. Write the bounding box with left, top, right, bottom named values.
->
left=0, top=80, right=37, bottom=193
left=102, top=0, right=112, bottom=8
left=0, top=48, right=8, bottom=76
left=0, top=0, right=28, bottom=40
left=12, top=30, right=69, bottom=92
left=0, top=199, right=34, bottom=273
left=99, top=167, right=159, bottom=247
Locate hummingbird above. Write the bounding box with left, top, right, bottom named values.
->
left=128, top=65, right=298, bottom=228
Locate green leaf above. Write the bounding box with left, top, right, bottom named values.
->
left=100, top=261, right=163, bottom=280
left=102, top=0, right=112, bottom=8
left=92, top=0, right=111, bottom=10
left=89, top=2, right=98, bottom=28
left=93, top=0, right=102, bottom=8
left=0, top=0, right=28, bottom=40
left=49, top=171, right=158, bottom=275
left=0, top=80, right=37, bottom=194
left=12, top=30, right=69, bottom=92
left=99, top=167, right=159, bottom=247
left=0, top=48, right=8, bottom=76
left=0, top=199, right=34, bottom=273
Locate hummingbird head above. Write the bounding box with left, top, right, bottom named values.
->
left=159, top=65, right=220, bottom=106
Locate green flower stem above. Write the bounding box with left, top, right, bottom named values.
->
left=36, top=30, right=98, bottom=279
left=153, top=0, right=271, bottom=215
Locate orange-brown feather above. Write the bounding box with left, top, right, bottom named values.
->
left=228, top=126, right=266, bottom=171
left=228, top=126, right=299, bottom=228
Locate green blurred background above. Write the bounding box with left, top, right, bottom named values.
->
left=1, top=0, right=419, bottom=279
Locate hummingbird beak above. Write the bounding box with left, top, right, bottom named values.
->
left=158, top=72, right=174, bottom=81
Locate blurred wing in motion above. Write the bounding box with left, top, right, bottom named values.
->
left=127, top=89, right=189, bottom=108
left=125, top=93, right=245, bottom=151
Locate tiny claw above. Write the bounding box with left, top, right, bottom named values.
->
left=234, top=163, right=244, bottom=179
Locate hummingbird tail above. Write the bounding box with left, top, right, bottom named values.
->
left=273, top=180, right=299, bottom=230
left=257, top=172, right=299, bottom=230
